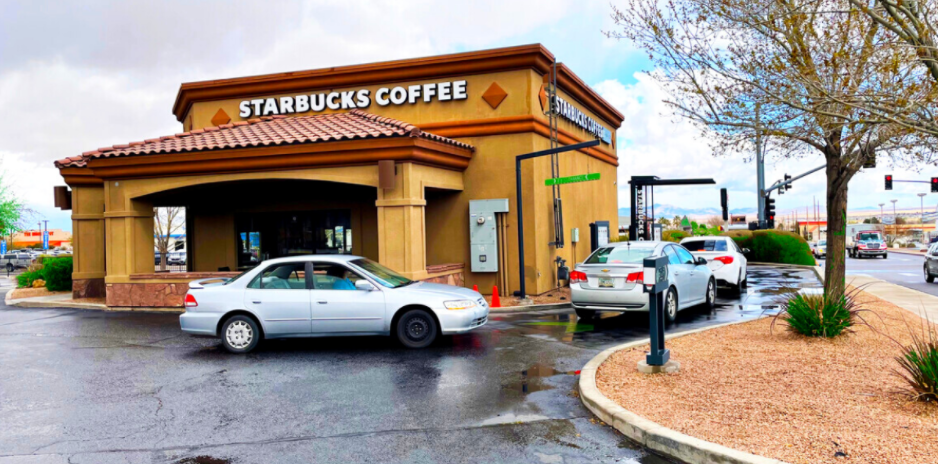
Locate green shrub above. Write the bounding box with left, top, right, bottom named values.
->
left=773, top=291, right=859, bottom=337
left=897, top=335, right=938, bottom=402
left=40, top=257, right=73, bottom=292
left=722, top=229, right=815, bottom=265
left=662, top=230, right=690, bottom=243
left=34, top=254, right=55, bottom=266
left=17, top=269, right=43, bottom=288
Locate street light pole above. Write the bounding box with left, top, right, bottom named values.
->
left=878, top=203, right=884, bottom=223
left=890, top=199, right=898, bottom=238
left=918, top=193, right=927, bottom=219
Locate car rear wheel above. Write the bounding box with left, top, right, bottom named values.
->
left=5, top=263, right=12, bottom=272
left=220, top=315, right=260, bottom=354
left=926, top=265, right=935, bottom=283
left=396, top=309, right=438, bottom=349
left=733, top=270, right=746, bottom=294
left=575, top=308, right=596, bottom=320
left=705, top=279, right=716, bottom=310
left=665, top=287, right=678, bottom=323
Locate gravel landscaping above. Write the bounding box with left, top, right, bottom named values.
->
left=596, top=290, right=937, bottom=464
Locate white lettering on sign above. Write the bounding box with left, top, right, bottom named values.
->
left=238, top=80, right=468, bottom=118
left=550, top=94, right=613, bottom=144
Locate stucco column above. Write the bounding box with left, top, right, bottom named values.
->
left=70, top=185, right=106, bottom=298
left=376, top=163, right=427, bottom=280
left=104, top=188, right=155, bottom=282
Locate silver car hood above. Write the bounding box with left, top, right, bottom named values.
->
left=399, top=281, right=481, bottom=300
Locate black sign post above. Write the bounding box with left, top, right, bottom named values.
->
left=639, top=255, right=680, bottom=373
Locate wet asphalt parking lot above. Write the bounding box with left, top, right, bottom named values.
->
left=0, top=265, right=820, bottom=464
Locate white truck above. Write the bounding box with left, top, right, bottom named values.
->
left=845, top=223, right=887, bottom=259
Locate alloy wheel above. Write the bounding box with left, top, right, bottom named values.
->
left=666, top=290, right=677, bottom=321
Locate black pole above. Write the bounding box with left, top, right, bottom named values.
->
left=515, top=139, right=601, bottom=299
left=516, top=156, right=526, bottom=299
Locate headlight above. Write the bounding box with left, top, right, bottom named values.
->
left=444, top=299, right=477, bottom=310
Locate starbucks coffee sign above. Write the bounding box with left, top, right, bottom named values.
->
left=238, top=80, right=468, bottom=118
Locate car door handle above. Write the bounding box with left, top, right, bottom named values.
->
left=252, top=300, right=262, bottom=304
left=317, top=301, right=328, bottom=304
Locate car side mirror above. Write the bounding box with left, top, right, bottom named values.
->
left=742, top=248, right=751, bottom=254
left=355, top=280, right=375, bottom=291
left=696, top=257, right=708, bottom=266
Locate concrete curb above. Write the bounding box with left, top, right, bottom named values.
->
left=579, top=320, right=789, bottom=464
left=488, top=302, right=571, bottom=313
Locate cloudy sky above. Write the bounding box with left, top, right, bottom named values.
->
left=1, top=0, right=934, bottom=232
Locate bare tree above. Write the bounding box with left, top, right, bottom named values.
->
left=849, top=0, right=937, bottom=80
left=154, top=207, right=185, bottom=271
left=608, top=0, right=937, bottom=297
left=705, top=215, right=725, bottom=227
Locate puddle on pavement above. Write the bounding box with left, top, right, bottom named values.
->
left=503, top=363, right=579, bottom=394
left=174, top=457, right=230, bottom=464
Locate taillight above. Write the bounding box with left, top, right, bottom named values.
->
left=626, top=271, right=644, bottom=283
left=185, top=293, right=198, bottom=307
left=714, top=256, right=734, bottom=265
left=570, top=270, right=587, bottom=283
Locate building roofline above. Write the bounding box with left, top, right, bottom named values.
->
left=172, top=44, right=624, bottom=127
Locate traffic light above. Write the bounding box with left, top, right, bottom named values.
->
left=932, top=177, right=937, bottom=193
left=720, top=188, right=728, bottom=221
left=784, top=174, right=792, bottom=190
left=885, top=174, right=893, bottom=190
left=765, top=197, right=776, bottom=229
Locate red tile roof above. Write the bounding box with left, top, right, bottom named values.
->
left=55, top=109, right=474, bottom=168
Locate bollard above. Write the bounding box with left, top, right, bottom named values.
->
left=638, top=255, right=680, bottom=374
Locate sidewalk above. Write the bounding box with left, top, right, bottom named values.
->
left=4, top=291, right=107, bottom=310
left=847, top=275, right=937, bottom=323
left=888, top=248, right=927, bottom=255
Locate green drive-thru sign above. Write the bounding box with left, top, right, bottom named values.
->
left=544, top=173, right=600, bottom=186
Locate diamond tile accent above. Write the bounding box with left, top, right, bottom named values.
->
left=538, top=84, right=548, bottom=113
left=210, top=108, right=231, bottom=126
left=481, top=82, right=508, bottom=109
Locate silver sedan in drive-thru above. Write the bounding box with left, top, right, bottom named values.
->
left=179, top=255, right=489, bottom=353
left=570, top=241, right=716, bottom=322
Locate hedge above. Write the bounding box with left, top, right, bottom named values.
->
left=17, top=269, right=43, bottom=288
left=40, top=256, right=73, bottom=292
left=721, top=230, right=815, bottom=265
left=662, top=230, right=690, bottom=243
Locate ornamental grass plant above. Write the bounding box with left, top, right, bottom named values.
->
left=772, top=288, right=865, bottom=338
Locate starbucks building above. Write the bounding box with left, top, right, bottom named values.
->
left=54, top=44, right=623, bottom=308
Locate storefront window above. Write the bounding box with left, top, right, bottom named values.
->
left=236, top=210, right=352, bottom=268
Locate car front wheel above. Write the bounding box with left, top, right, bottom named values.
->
left=396, top=309, right=438, bottom=349
left=926, top=265, right=935, bottom=283
left=220, top=315, right=260, bottom=354
left=5, top=263, right=12, bottom=272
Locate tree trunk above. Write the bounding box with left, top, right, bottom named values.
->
left=824, top=159, right=849, bottom=298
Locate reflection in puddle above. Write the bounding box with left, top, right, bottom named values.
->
left=175, top=456, right=231, bottom=464
left=503, top=363, right=579, bottom=394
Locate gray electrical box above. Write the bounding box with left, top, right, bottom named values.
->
left=469, top=199, right=510, bottom=272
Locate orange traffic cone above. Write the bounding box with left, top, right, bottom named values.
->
left=472, top=284, right=479, bottom=292
left=491, top=286, right=501, bottom=308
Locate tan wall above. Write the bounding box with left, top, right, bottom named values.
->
left=81, top=66, right=620, bottom=296
left=71, top=185, right=106, bottom=280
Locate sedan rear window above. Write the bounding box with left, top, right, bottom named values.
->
left=585, top=246, right=655, bottom=264
left=681, top=240, right=728, bottom=252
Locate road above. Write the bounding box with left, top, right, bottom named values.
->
left=819, top=250, right=936, bottom=296
left=0, top=266, right=819, bottom=464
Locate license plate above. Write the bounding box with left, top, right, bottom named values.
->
left=598, top=277, right=614, bottom=288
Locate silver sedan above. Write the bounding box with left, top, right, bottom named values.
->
left=180, top=255, right=489, bottom=353
left=570, top=241, right=716, bottom=322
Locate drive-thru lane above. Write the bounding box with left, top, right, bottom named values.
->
left=0, top=265, right=818, bottom=464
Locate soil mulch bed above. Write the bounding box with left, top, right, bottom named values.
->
left=596, top=290, right=937, bottom=464
left=8, top=287, right=68, bottom=299
left=484, top=287, right=570, bottom=308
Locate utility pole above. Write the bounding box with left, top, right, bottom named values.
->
left=755, top=104, right=764, bottom=228
left=878, top=203, right=885, bottom=223
left=891, top=199, right=898, bottom=238
left=918, top=193, right=927, bottom=220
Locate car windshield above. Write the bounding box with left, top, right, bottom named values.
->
left=818, top=240, right=826, bottom=246
left=585, top=246, right=655, bottom=264
left=859, top=233, right=882, bottom=241
left=350, top=258, right=413, bottom=288
left=681, top=240, right=728, bottom=252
